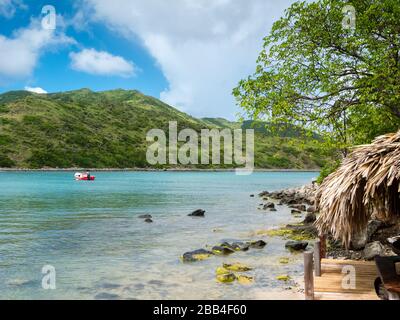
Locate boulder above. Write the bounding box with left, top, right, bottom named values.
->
left=351, top=220, right=384, bottom=250
left=181, top=249, right=213, bottom=262
left=188, top=209, right=205, bottom=217
left=231, top=242, right=250, bottom=251
left=303, top=212, right=316, bottom=224
left=236, top=275, right=254, bottom=284
left=144, top=218, right=153, bottom=223
left=220, top=242, right=235, bottom=250
left=259, top=191, right=270, bottom=197
left=285, top=240, right=308, bottom=251
left=212, top=246, right=235, bottom=255
left=363, top=241, right=384, bottom=260
left=351, top=230, right=368, bottom=250
left=216, top=273, right=236, bottom=283
left=248, top=240, right=267, bottom=249
left=223, top=263, right=252, bottom=272
left=263, top=202, right=275, bottom=210
left=307, top=206, right=316, bottom=213
left=367, top=220, right=384, bottom=240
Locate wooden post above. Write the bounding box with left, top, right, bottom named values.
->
left=319, top=234, right=326, bottom=259
left=314, top=240, right=321, bottom=277
left=304, top=251, right=314, bottom=300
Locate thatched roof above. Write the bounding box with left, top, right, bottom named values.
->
left=316, top=131, right=400, bottom=247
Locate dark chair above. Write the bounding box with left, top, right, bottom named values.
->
left=374, top=255, right=400, bottom=300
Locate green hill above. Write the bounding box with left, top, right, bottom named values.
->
left=0, top=89, right=330, bottom=169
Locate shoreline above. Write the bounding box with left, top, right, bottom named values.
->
left=0, top=168, right=321, bottom=173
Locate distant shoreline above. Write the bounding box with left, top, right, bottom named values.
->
left=0, top=168, right=320, bottom=173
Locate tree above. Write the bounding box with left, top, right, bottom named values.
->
left=233, top=0, right=400, bottom=155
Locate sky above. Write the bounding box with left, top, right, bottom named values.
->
left=0, top=0, right=298, bottom=119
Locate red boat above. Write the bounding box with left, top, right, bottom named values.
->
left=74, top=172, right=95, bottom=181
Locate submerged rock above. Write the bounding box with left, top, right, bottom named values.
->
left=94, top=292, right=120, bottom=300
left=307, top=206, right=316, bottom=213
left=138, top=214, right=152, bottom=219
left=248, top=240, right=267, bottom=249
left=285, top=240, right=308, bottom=251
left=236, top=275, right=254, bottom=285
left=276, top=275, right=291, bottom=282
left=216, top=273, right=236, bottom=283
left=211, top=246, right=235, bottom=255
left=181, top=249, right=213, bottom=262
left=216, top=266, right=231, bottom=275
left=188, top=209, right=205, bottom=217
left=290, top=204, right=306, bottom=211
left=223, top=263, right=252, bottom=272
left=231, top=242, right=250, bottom=251
left=279, top=257, right=290, bottom=264
left=263, top=202, right=275, bottom=210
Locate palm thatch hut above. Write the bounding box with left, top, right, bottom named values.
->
left=316, top=131, right=400, bottom=247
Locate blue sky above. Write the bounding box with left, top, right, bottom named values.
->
left=0, top=0, right=297, bottom=119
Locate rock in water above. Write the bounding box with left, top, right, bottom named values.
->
left=363, top=241, right=384, bottom=260
left=285, top=240, right=308, bottom=251
left=279, top=257, right=290, bottom=264
left=263, top=202, right=275, bottom=210
left=276, top=275, right=291, bottom=282
left=248, top=240, right=267, bottom=249
left=307, top=206, right=316, bottom=213
left=144, top=218, right=153, bottom=223
left=181, top=249, right=213, bottom=262
left=188, top=209, right=205, bottom=217
left=290, top=204, right=306, bottom=211
left=216, top=273, right=236, bottom=283
left=138, top=214, right=152, bottom=219
left=231, top=242, right=250, bottom=251
left=211, top=246, right=235, bottom=256
left=236, top=275, right=254, bottom=285
left=223, top=263, right=252, bottom=272
left=94, top=292, right=120, bottom=300
left=220, top=242, right=235, bottom=251
left=291, top=209, right=301, bottom=215
left=216, top=267, right=231, bottom=275
left=303, top=212, right=316, bottom=224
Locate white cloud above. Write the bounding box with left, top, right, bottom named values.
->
left=24, top=86, right=47, bottom=94
left=0, top=0, right=25, bottom=18
left=69, top=48, right=136, bottom=77
left=0, top=20, right=75, bottom=80
left=83, top=0, right=298, bottom=118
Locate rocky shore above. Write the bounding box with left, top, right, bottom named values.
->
left=258, top=183, right=400, bottom=261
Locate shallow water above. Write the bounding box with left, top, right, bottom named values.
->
left=0, top=171, right=316, bottom=300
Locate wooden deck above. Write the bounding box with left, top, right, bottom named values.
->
left=314, top=259, right=380, bottom=300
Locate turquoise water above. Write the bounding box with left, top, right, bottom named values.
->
left=0, top=171, right=316, bottom=300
